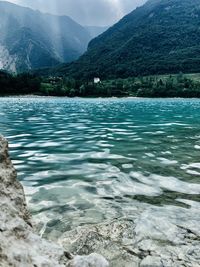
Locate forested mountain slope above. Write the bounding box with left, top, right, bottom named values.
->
left=62, top=0, right=200, bottom=79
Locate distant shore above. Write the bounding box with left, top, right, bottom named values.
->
left=0, top=95, right=198, bottom=99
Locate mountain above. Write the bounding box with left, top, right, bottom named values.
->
left=0, top=1, right=91, bottom=72
left=62, top=0, right=200, bottom=80
left=85, top=26, right=109, bottom=39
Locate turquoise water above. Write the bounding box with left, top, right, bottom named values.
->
left=0, top=97, right=200, bottom=238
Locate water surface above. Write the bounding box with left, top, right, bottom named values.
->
left=0, top=97, right=200, bottom=239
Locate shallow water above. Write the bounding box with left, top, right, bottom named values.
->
left=0, top=97, right=200, bottom=238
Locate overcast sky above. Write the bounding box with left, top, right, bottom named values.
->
left=2, top=0, right=146, bottom=26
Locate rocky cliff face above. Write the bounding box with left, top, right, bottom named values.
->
left=0, top=135, right=108, bottom=267
left=0, top=1, right=91, bottom=72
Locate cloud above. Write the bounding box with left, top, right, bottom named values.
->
left=1, top=0, right=146, bottom=26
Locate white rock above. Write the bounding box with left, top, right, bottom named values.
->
left=140, top=256, right=163, bottom=267
left=68, top=253, right=109, bottom=267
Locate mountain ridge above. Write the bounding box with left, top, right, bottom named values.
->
left=0, top=1, right=91, bottom=72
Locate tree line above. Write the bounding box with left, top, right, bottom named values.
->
left=0, top=71, right=41, bottom=95
left=1, top=70, right=200, bottom=98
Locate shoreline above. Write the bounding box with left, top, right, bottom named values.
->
left=0, top=94, right=199, bottom=99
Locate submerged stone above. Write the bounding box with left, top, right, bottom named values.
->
left=59, top=204, right=200, bottom=267
left=67, top=253, right=109, bottom=267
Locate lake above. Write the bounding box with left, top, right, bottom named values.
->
left=0, top=97, right=200, bottom=239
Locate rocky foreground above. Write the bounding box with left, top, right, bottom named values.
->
left=0, top=135, right=200, bottom=267
left=0, top=136, right=108, bottom=267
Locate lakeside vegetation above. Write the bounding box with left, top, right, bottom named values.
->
left=1, top=70, right=200, bottom=97
left=0, top=71, right=41, bottom=95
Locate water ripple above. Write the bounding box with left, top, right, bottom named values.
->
left=0, top=97, right=200, bottom=236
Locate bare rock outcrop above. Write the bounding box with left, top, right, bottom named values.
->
left=0, top=136, right=109, bottom=267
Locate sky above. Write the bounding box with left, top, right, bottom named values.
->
left=2, top=0, right=146, bottom=26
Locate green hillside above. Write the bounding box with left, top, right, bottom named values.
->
left=59, top=0, right=200, bottom=80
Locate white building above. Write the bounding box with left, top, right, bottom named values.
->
left=94, top=77, right=101, bottom=84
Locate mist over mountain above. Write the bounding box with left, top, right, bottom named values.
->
left=0, top=1, right=91, bottom=72
left=62, top=0, right=200, bottom=79
left=85, top=26, right=109, bottom=39
left=2, top=0, right=146, bottom=26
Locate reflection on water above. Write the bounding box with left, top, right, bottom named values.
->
left=0, top=97, right=200, bottom=238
